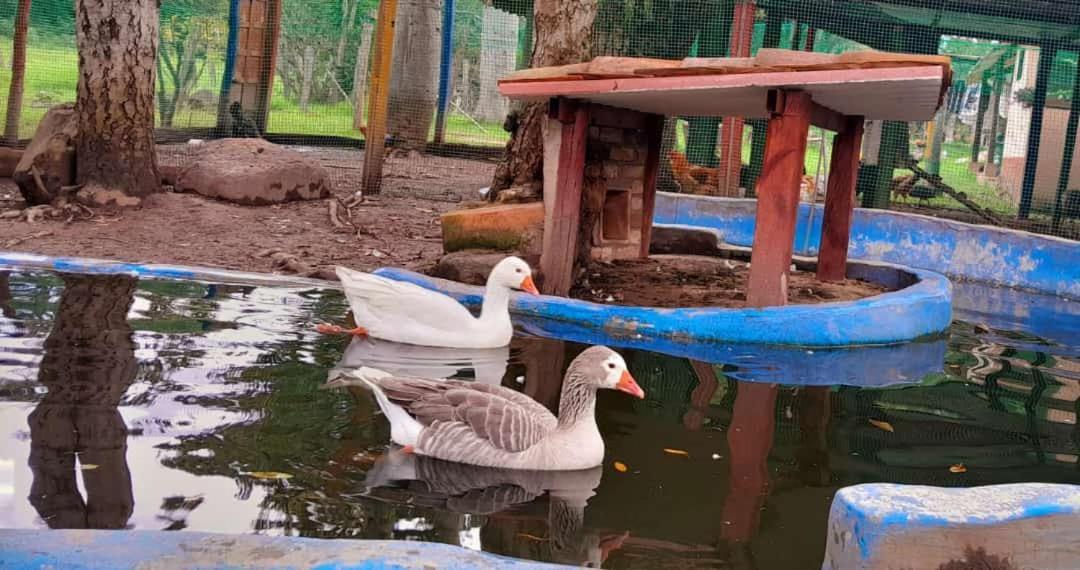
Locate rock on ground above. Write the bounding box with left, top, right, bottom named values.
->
left=431, top=250, right=540, bottom=286
left=13, top=104, right=77, bottom=205
left=175, top=138, right=332, bottom=205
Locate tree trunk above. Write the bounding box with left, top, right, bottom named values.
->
left=352, top=22, right=374, bottom=130
left=299, top=45, right=316, bottom=112
left=490, top=0, right=598, bottom=195
left=75, top=0, right=160, bottom=201
left=336, top=0, right=359, bottom=69
left=386, top=0, right=441, bottom=149
left=3, top=0, right=32, bottom=144
left=474, top=6, right=519, bottom=122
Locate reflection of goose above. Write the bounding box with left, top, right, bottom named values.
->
left=366, top=450, right=625, bottom=567
left=337, top=336, right=510, bottom=385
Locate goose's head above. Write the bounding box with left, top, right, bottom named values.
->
left=568, top=346, right=645, bottom=399
left=488, top=256, right=539, bottom=295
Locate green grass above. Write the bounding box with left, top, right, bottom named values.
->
left=0, top=38, right=508, bottom=147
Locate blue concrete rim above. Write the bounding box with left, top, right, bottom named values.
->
left=374, top=258, right=953, bottom=347
left=655, top=192, right=1080, bottom=300
left=0, top=529, right=567, bottom=569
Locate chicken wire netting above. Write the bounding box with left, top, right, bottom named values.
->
left=0, top=0, right=1078, bottom=237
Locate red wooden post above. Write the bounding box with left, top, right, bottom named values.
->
left=716, top=1, right=756, bottom=196
left=817, top=117, right=865, bottom=282
left=746, top=90, right=812, bottom=308
left=539, top=98, right=590, bottom=296
left=638, top=113, right=665, bottom=258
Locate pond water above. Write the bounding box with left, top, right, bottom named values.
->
left=0, top=270, right=1077, bottom=569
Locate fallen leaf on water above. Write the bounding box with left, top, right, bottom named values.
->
left=949, top=464, right=967, bottom=474
left=244, top=471, right=294, bottom=481
left=663, top=448, right=689, bottom=457
left=613, top=461, right=628, bottom=473
left=869, top=419, right=895, bottom=433
left=80, top=464, right=99, bottom=470
left=517, top=533, right=549, bottom=542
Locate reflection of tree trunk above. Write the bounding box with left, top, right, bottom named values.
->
left=28, top=275, right=137, bottom=530
left=0, top=271, right=15, bottom=318
left=720, top=383, right=778, bottom=544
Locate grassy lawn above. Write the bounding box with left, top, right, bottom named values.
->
left=0, top=38, right=508, bottom=147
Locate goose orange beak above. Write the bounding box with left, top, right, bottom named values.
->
left=616, top=370, right=645, bottom=399
left=519, top=275, right=539, bottom=295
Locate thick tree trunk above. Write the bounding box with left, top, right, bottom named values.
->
left=3, top=0, right=31, bottom=144
left=490, top=0, right=597, bottom=195
left=386, top=0, right=441, bottom=149
left=75, top=0, right=160, bottom=201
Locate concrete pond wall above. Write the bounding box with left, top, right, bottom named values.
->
left=654, top=193, right=1080, bottom=299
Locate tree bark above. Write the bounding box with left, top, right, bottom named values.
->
left=490, top=0, right=597, bottom=196
left=352, top=22, right=374, bottom=130
left=75, top=0, right=160, bottom=200
left=299, top=45, right=316, bottom=112
left=3, top=0, right=32, bottom=144
left=386, top=0, right=441, bottom=149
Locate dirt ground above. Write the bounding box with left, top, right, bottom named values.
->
left=0, top=146, right=496, bottom=277
left=570, top=255, right=888, bottom=308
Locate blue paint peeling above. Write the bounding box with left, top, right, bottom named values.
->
left=374, top=261, right=953, bottom=348
left=654, top=193, right=1080, bottom=299
left=825, top=483, right=1080, bottom=567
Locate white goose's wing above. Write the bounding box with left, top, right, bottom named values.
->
left=336, top=266, right=476, bottom=329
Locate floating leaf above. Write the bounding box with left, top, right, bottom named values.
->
left=517, top=533, right=549, bottom=543
left=869, top=419, right=895, bottom=433
left=613, top=461, right=628, bottom=473
left=949, top=464, right=967, bottom=474
left=244, top=471, right=293, bottom=481
left=663, top=448, right=690, bottom=457
left=80, top=464, right=99, bottom=471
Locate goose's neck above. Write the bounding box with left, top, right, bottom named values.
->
left=478, top=282, right=511, bottom=324
left=557, top=375, right=598, bottom=428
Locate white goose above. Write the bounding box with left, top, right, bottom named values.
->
left=324, top=346, right=645, bottom=471
left=320, top=256, right=538, bottom=349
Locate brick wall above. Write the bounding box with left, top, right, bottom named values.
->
left=585, top=109, right=651, bottom=262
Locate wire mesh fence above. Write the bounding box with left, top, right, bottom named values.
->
left=0, top=0, right=1078, bottom=238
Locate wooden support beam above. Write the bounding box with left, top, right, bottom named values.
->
left=539, top=98, right=590, bottom=296
left=717, top=0, right=755, bottom=197
left=360, top=0, right=399, bottom=196
left=746, top=90, right=811, bottom=308
left=639, top=114, right=665, bottom=258
left=817, top=117, right=865, bottom=282
left=969, top=78, right=991, bottom=167
left=1019, top=45, right=1055, bottom=219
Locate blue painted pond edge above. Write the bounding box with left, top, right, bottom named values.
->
left=375, top=260, right=953, bottom=348
left=0, top=529, right=567, bottom=569
left=654, top=193, right=1080, bottom=299
left=824, top=483, right=1080, bottom=569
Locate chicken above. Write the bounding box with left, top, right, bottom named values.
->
left=669, top=150, right=719, bottom=190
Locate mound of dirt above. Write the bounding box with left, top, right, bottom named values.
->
left=569, top=255, right=889, bottom=308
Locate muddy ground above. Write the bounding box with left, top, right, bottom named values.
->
left=570, top=255, right=888, bottom=308
left=0, top=146, right=496, bottom=277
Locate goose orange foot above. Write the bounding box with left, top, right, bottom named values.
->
left=315, top=323, right=369, bottom=337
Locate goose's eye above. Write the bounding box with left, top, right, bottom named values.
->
left=607, top=362, right=616, bottom=370
left=515, top=268, right=522, bottom=273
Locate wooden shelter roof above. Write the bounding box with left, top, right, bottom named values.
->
left=499, top=49, right=952, bottom=122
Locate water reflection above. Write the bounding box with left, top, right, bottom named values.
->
left=28, top=275, right=136, bottom=529
left=0, top=270, right=1074, bottom=569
